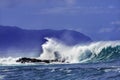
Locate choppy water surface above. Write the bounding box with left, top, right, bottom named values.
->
left=0, top=40, right=120, bottom=80
left=0, top=60, right=120, bottom=80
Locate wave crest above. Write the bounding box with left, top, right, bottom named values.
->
left=39, top=38, right=120, bottom=63
left=0, top=38, right=120, bottom=65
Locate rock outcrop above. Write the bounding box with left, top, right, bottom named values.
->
left=16, top=57, right=60, bottom=63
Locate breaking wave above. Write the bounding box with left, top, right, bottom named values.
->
left=39, top=38, right=120, bottom=63
left=0, top=37, right=120, bottom=65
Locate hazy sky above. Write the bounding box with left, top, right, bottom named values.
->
left=0, top=0, right=120, bottom=40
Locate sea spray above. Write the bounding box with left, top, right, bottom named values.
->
left=39, top=38, right=120, bottom=63
left=0, top=38, right=120, bottom=65
left=0, top=57, right=20, bottom=65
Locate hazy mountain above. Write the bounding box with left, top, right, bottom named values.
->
left=0, top=26, right=92, bottom=57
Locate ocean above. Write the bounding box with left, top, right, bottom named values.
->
left=0, top=38, right=120, bottom=80
left=0, top=61, right=120, bottom=80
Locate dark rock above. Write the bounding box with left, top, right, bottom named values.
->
left=16, top=57, right=59, bottom=63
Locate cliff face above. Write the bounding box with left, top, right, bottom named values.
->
left=0, top=26, right=92, bottom=57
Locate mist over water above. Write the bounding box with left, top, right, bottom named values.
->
left=39, top=38, right=120, bottom=63
left=0, top=37, right=120, bottom=65
left=0, top=38, right=120, bottom=80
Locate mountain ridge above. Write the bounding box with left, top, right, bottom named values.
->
left=0, top=25, right=92, bottom=57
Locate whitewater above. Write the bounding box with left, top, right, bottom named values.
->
left=0, top=37, right=120, bottom=65
left=0, top=38, right=120, bottom=80
left=39, top=38, right=120, bottom=63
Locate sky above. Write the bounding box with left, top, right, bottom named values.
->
left=0, top=0, right=120, bottom=41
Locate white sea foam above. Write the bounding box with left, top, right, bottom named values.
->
left=0, top=57, right=20, bottom=65
left=0, top=38, right=120, bottom=65
left=0, top=57, right=38, bottom=66
left=39, top=37, right=120, bottom=63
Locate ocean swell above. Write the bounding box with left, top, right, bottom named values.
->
left=0, top=37, right=120, bottom=65
left=39, top=38, right=120, bottom=63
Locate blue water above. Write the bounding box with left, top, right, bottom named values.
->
left=0, top=60, right=120, bottom=80
left=0, top=40, right=120, bottom=80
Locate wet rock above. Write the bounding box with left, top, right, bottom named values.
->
left=16, top=57, right=59, bottom=63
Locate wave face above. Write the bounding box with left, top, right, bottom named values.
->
left=0, top=38, right=120, bottom=65
left=39, top=38, right=120, bottom=63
